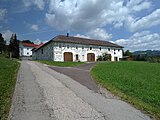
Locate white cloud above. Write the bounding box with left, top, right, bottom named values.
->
left=34, top=38, right=48, bottom=44
left=125, top=9, right=160, bottom=32
left=1, top=30, right=13, bottom=45
left=23, top=0, right=45, bottom=10
left=45, top=0, right=153, bottom=32
left=0, top=9, right=7, bottom=20
left=127, top=0, right=151, bottom=12
left=87, top=28, right=112, bottom=40
left=31, top=24, right=39, bottom=31
left=34, top=38, right=41, bottom=44
left=115, top=31, right=160, bottom=51
left=75, top=28, right=112, bottom=40
left=75, top=34, right=90, bottom=39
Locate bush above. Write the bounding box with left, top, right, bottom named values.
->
left=97, top=53, right=111, bottom=61
left=148, top=56, right=160, bottom=63
left=97, top=55, right=103, bottom=61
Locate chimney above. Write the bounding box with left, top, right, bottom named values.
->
left=67, top=33, right=69, bottom=37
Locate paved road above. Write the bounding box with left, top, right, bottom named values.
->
left=9, top=61, right=151, bottom=120
left=49, top=62, right=98, bottom=92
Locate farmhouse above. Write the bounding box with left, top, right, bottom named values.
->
left=19, top=42, right=43, bottom=59
left=32, top=35, right=123, bottom=62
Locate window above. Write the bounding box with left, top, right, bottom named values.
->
left=41, top=49, right=43, bottom=54
left=99, top=47, right=101, bottom=51
left=90, top=47, right=92, bottom=50
left=27, top=52, right=29, bottom=55
left=76, top=45, right=78, bottom=49
left=82, top=55, right=84, bottom=59
left=82, top=46, right=84, bottom=49
left=114, top=52, right=116, bottom=54
left=59, top=44, right=62, bottom=48
left=27, top=48, right=29, bottom=50
left=114, top=49, right=116, bottom=51
left=67, top=45, right=69, bottom=49
left=118, top=49, right=120, bottom=51
left=108, top=48, right=110, bottom=51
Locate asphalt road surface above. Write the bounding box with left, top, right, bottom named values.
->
left=49, top=62, right=98, bottom=92
left=9, top=61, right=151, bottom=120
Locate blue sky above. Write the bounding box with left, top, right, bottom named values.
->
left=0, top=0, right=160, bottom=51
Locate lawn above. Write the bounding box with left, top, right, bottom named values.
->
left=91, top=61, right=160, bottom=119
left=37, top=60, right=85, bottom=67
left=0, top=56, right=19, bottom=120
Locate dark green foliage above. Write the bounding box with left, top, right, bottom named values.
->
left=0, top=33, right=5, bottom=54
left=9, top=34, right=19, bottom=58
left=97, top=55, right=103, bottom=61
left=0, top=57, right=19, bottom=120
left=124, top=50, right=132, bottom=56
left=132, top=50, right=160, bottom=62
left=132, top=54, right=148, bottom=61
left=97, top=53, right=111, bottom=61
left=148, top=56, right=160, bottom=63
left=22, top=40, right=34, bottom=44
left=91, top=61, right=160, bottom=119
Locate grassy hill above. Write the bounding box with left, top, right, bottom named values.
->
left=91, top=61, right=160, bottom=119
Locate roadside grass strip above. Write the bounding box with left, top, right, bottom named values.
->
left=91, top=61, right=160, bottom=119
left=0, top=57, right=19, bottom=120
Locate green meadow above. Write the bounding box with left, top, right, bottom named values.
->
left=91, top=61, right=160, bottom=119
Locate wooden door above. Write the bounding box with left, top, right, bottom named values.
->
left=64, top=52, right=73, bottom=62
left=87, top=53, right=95, bottom=62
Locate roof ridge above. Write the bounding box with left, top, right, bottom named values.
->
left=56, top=35, right=123, bottom=48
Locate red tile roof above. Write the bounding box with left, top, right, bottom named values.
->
left=21, top=42, right=44, bottom=48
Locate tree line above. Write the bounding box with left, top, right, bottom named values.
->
left=0, top=33, right=19, bottom=59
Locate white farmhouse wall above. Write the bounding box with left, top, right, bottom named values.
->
left=33, top=41, right=123, bottom=62
left=19, top=44, right=33, bottom=56
left=52, top=42, right=122, bottom=62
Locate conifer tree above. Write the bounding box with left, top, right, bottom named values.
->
left=9, top=33, right=19, bottom=58
left=0, top=33, right=5, bottom=54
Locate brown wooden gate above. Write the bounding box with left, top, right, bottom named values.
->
left=87, top=53, right=95, bottom=62
left=64, top=52, right=73, bottom=62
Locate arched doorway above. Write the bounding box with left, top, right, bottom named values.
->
left=64, top=52, right=73, bottom=62
left=87, top=53, right=95, bottom=62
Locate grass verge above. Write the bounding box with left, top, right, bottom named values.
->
left=91, top=61, right=160, bottom=119
left=0, top=56, right=19, bottom=120
left=37, top=60, right=85, bottom=67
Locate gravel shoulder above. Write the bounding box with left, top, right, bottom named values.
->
left=9, top=61, right=152, bottom=120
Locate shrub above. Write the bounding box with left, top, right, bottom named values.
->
left=97, top=53, right=111, bottom=61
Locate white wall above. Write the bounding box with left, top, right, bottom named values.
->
left=32, top=41, right=123, bottom=61
left=53, top=42, right=123, bottom=62
left=19, top=44, right=33, bottom=56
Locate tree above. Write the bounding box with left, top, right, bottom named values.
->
left=9, top=33, right=19, bottom=59
left=22, top=40, right=34, bottom=44
left=124, top=50, right=132, bottom=56
left=0, top=33, right=5, bottom=54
